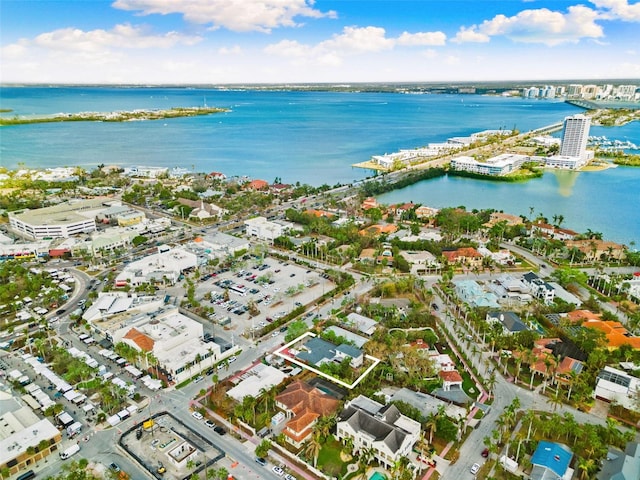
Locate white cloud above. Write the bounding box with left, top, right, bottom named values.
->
left=218, top=45, right=243, bottom=55
left=422, top=49, right=438, bottom=59
left=619, top=61, right=640, bottom=73
left=444, top=55, right=461, bottom=65
left=264, top=39, right=310, bottom=57
left=1, top=43, right=27, bottom=59
left=27, top=24, right=200, bottom=52
left=591, top=0, right=640, bottom=21
left=453, top=5, right=604, bottom=46
left=452, top=27, right=490, bottom=43
left=264, top=25, right=447, bottom=69
left=321, top=26, right=394, bottom=53
left=397, top=31, right=446, bottom=46
left=112, top=0, right=337, bottom=33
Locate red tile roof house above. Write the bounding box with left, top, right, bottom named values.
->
left=395, top=202, right=416, bottom=216
left=270, top=183, right=291, bottom=193
left=275, top=381, right=339, bottom=449
left=361, top=197, right=379, bottom=210
left=207, top=171, right=226, bottom=180
left=246, top=179, right=269, bottom=190
left=442, top=247, right=483, bottom=268
left=555, top=356, right=584, bottom=385
left=439, top=370, right=463, bottom=391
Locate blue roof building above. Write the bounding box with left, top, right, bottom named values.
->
left=296, top=337, right=363, bottom=368
left=454, top=280, right=500, bottom=308
left=530, top=441, right=573, bottom=480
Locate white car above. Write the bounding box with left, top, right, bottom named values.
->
left=284, top=475, right=296, bottom=480
left=191, top=411, right=203, bottom=420
left=272, top=466, right=284, bottom=476
left=470, top=463, right=480, bottom=475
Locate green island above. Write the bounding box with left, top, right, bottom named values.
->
left=595, top=150, right=640, bottom=167
left=0, top=106, right=228, bottom=126
left=588, top=107, right=640, bottom=127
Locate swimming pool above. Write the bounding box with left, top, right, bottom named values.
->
left=369, top=472, right=387, bottom=480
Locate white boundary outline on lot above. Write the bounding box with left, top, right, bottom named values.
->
left=273, top=331, right=380, bottom=389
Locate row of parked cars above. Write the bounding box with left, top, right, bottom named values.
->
left=191, top=411, right=227, bottom=435
left=255, top=457, right=295, bottom=480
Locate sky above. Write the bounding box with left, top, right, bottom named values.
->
left=1, top=0, right=639, bottom=84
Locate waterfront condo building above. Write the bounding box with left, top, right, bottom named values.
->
left=560, top=114, right=590, bottom=158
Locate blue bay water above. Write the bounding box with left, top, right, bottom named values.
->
left=0, top=86, right=638, bottom=244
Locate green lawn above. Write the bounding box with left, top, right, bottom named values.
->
left=317, top=437, right=347, bottom=478
left=460, top=370, right=477, bottom=397
left=76, top=378, right=101, bottom=390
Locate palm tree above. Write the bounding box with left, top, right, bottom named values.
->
left=486, top=372, right=497, bottom=397
left=342, top=436, right=354, bottom=456
left=577, top=457, right=596, bottom=480
left=304, top=431, right=322, bottom=468
left=242, top=395, right=257, bottom=424
left=546, top=389, right=564, bottom=412
left=314, top=413, right=336, bottom=441
left=425, top=412, right=438, bottom=444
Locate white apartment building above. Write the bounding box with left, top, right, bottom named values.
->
left=450, top=153, right=530, bottom=176
left=616, top=85, right=638, bottom=101
left=560, top=114, right=591, bottom=158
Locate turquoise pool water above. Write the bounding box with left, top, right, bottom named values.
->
left=369, top=472, right=387, bottom=480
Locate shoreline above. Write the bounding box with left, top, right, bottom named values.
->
left=0, top=106, right=228, bottom=126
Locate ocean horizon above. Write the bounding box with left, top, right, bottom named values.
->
left=1, top=86, right=639, bottom=245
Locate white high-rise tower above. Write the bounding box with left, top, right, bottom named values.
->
left=560, top=114, right=590, bottom=159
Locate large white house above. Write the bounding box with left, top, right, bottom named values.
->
left=244, top=216, right=292, bottom=241
left=336, top=395, right=421, bottom=470
left=595, top=366, right=640, bottom=411
left=108, top=306, right=231, bottom=384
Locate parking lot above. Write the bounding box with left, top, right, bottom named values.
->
left=194, top=257, right=334, bottom=339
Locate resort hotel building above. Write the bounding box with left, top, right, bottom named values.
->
left=449, top=153, right=530, bottom=176
left=546, top=114, right=594, bottom=170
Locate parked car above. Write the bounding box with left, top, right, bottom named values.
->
left=109, top=463, right=121, bottom=472
left=214, top=425, right=226, bottom=435
left=255, top=457, right=267, bottom=466
left=272, top=466, right=284, bottom=476
left=205, top=420, right=215, bottom=428
left=191, top=411, right=203, bottom=420
left=481, top=448, right=489, bottom=458
left=470, top=463, right=480, bottom=474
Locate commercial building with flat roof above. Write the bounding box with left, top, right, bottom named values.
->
left=8, top=198, right=111, bottom=239
left=450, top=153, right=530, bottom=176
left=114, top=246, right=197, bottom=286
left=108, top=306, right=231, bottom=384
left=0, top=403, right=62, bottom=477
